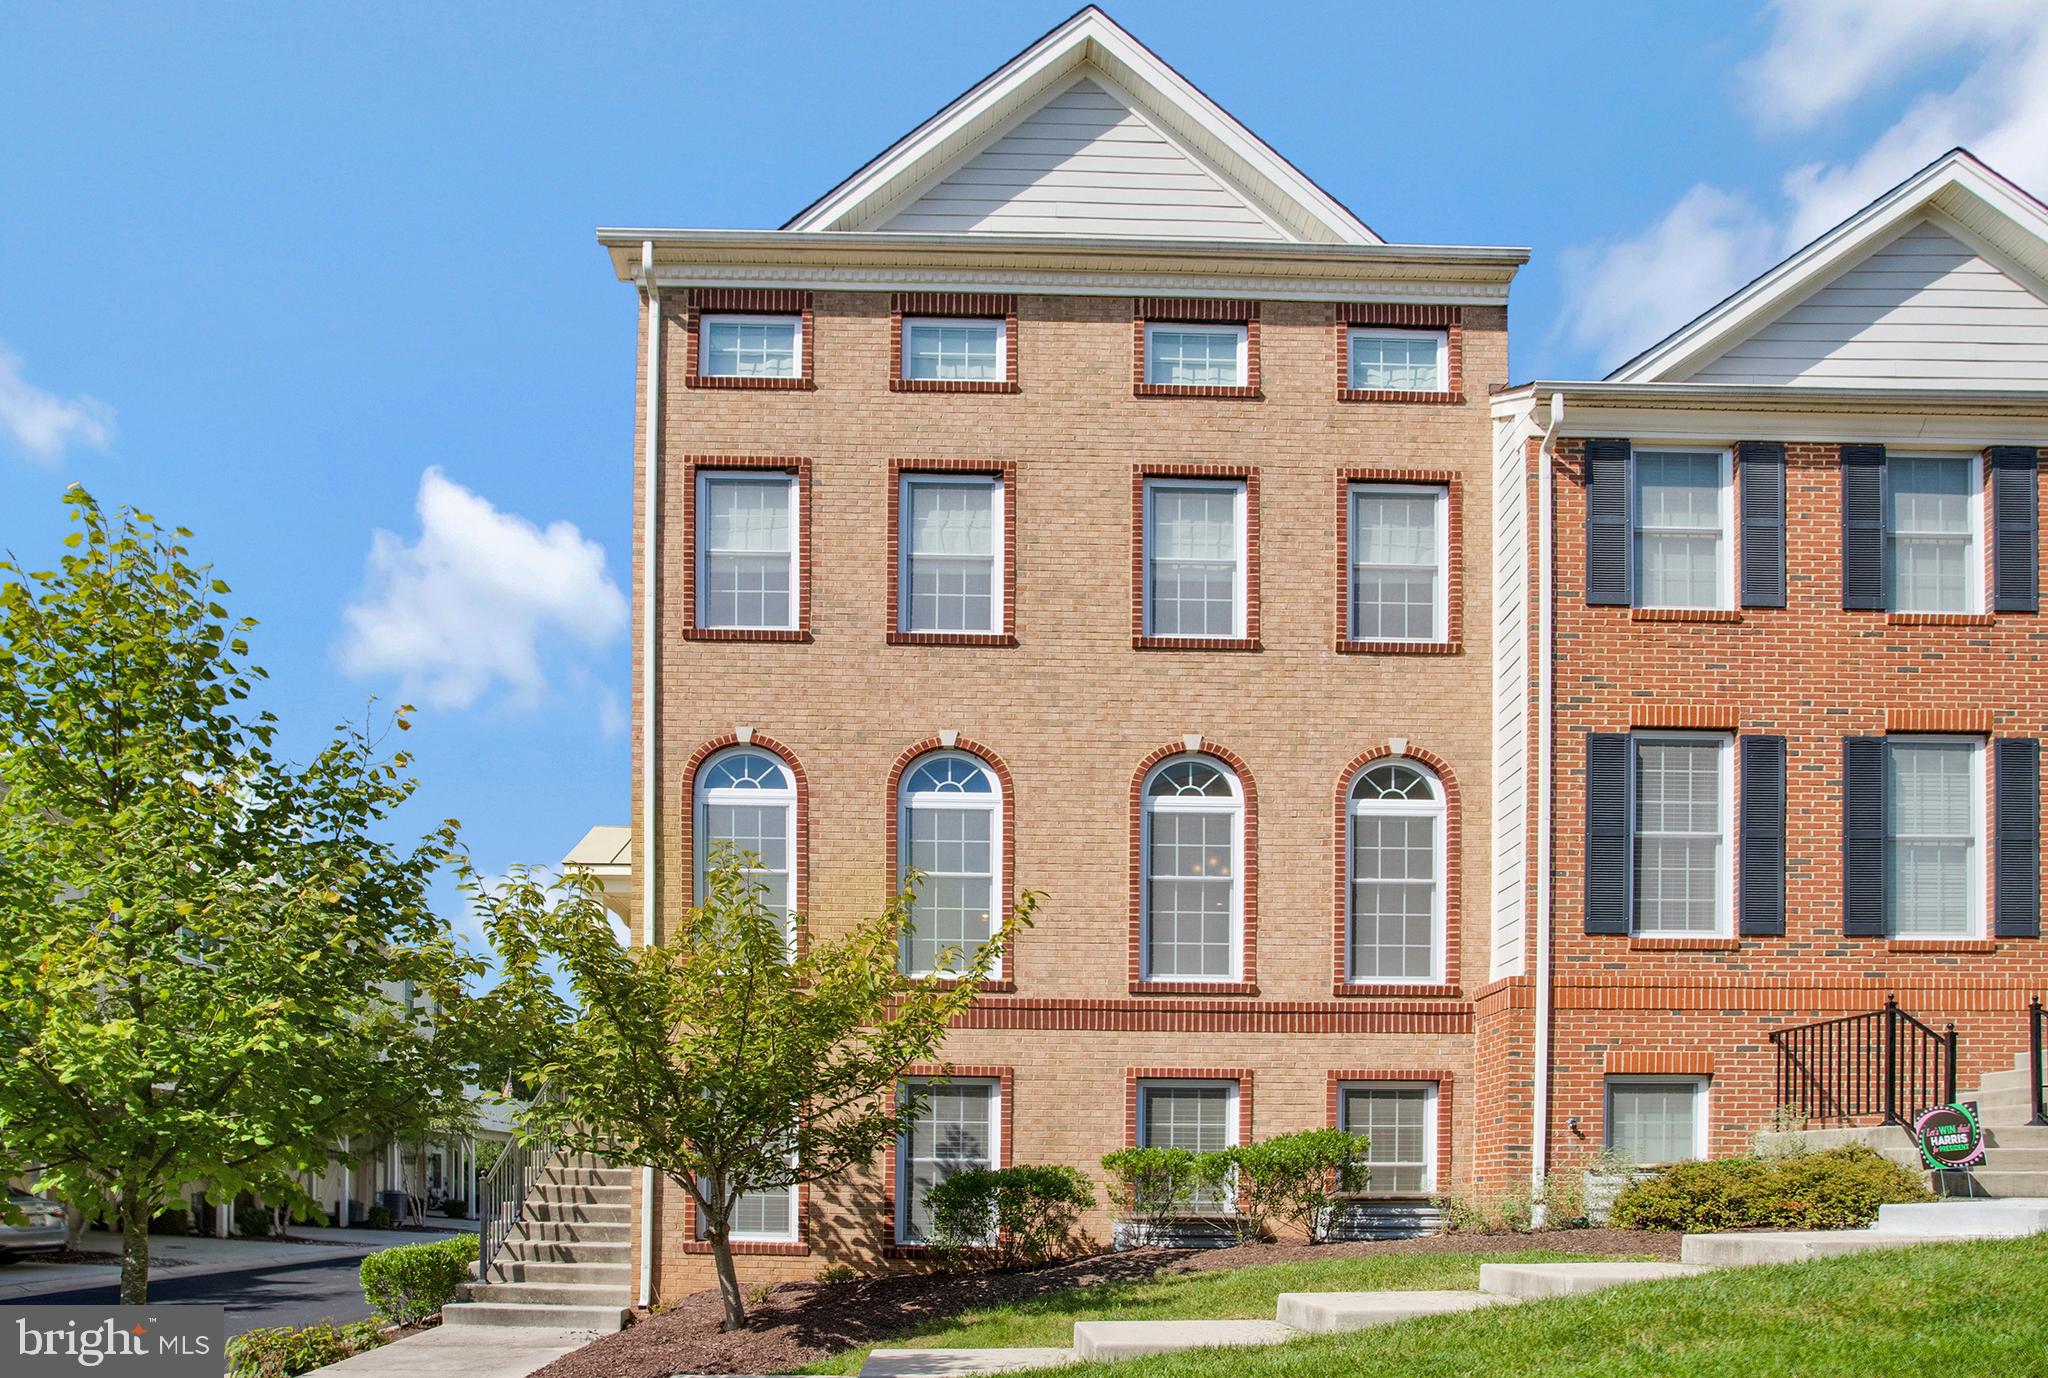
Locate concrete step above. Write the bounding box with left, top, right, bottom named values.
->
left=1071, top=1320, right=1299, bottom=1361
left=508, top=1220, right=631, bottom=1243
left=859, top=1349, right=1077, bottom=1376
left=1973, top=1149, right=2048, bottom=1172
left=1880, top=1198, right=2048, bottom=1235
left=1971, top=1067, right=2031, bottom=1094
left=1936, top=1169, right=2048, bottom=1197
left=538, top=1168, right=634, bottom=1188
left=487, top=1260, right=631, bottom=1286
left=531, top=1182, right=632, bottom=1204
left=1275, top=1290, right=1506, bottom=1332
left=1479, top=1262, right=1707, bottom=1300
left=459, top=1281, right=632, bottom=1307
left=523, top=1201, right=631, bottom=1224
left=441, top=1302, right=629, bottom=1332
left=497, top=1240, right=630, bottom=1265
left=1969, top=1091, right=2035, bottom=1122
left=1682, top=1231, right=1949, bottom=1266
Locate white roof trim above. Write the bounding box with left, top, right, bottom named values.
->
left=782, top=7, right=1380, bottom=246
left=1608, top=149, right=2048, bottom=384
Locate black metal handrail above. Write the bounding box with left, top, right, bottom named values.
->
left=1770, top=996, right=1957, bottom=1126
left=2031, top=995, right=2046, bottom=1127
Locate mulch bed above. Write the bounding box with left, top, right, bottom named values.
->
left=533, top=1230, right=1681, bottom=1378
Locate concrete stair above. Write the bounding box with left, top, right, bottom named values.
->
left=860, top=1349, right=1077, bottom=1376
left=1276, top=1289, right=1505, bottom=1332
left=1478, top=1261, right=1706, bottom=1299
left=1071, top=1319, right=1299, bottom=1361
left=443, top=1154, right=633, bottom=1333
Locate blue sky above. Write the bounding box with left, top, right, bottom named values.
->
left=4, top=1, right=2045, bottom=950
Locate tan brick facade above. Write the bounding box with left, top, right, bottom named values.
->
left=631, top=288, right=1504, bottom=1298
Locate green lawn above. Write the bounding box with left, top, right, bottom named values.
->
left=797, top=1250, right=1645, bottom=1375
left=1046, top=1236, right=2048, bottom=1378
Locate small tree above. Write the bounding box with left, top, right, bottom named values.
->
left=479, top=848, right=1035, bottom=1330
left=0, top=490, right=472, bottom=1302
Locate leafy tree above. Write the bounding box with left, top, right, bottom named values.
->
left=478, top=847, right=1035, bottom=1330
left=0, top=489, right=473, bottom=1302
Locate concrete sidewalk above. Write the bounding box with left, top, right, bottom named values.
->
left=308, top=1324, right=599, bottom=1378
left=0, top=1224, right=475, bottom=1299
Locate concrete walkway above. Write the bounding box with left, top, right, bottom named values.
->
left=0, top=1224, right=473, bottom=1299
left=308, top=1324, right=599, bottom=1378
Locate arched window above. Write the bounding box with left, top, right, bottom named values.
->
left=1346, top=759, right=1444, bottom=984
left=1141, top=756, right=1243, bottom=981
left=695, top=748, right=796, bottom=939
left=898, top=753, right=1001, bottom=977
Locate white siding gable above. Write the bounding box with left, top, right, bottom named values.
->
left=875, top=75, right=1289, bottom=240
left=1684, top=217, right=2048, bottom=388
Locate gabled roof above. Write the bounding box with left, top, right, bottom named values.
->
left=782, top=6, right=1380, bottom=246
left=1609, top=149, right=2048, bottom=385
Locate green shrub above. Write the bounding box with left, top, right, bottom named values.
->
left=1608, top=1145, right=1935, bottom=1232
left=1433, top=1186, right=1535, bottom=1234
left=925, top=1164, right=1096, bottom=1268
left=227, top=1321, right=385, bottom=1378
left=358, top=1234, right=476, bottom=1324
left=1101, top=1146, right=1212, bottom=1227
left=234, top=1201, right=274, bottom=1238
left=1222, top=1129, right=1369, bottom=1243
left=363, top=1203, right=393, bottom=1231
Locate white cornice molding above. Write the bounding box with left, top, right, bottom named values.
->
left=645, top=263, right=1508, bottom=305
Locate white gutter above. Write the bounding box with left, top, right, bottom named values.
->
left=1530, top=392, right=1563, bottom=1207
left=637, top=239, right=660, bottom=1310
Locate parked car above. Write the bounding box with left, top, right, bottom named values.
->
left=0, top=1192, right=67, bottom=1262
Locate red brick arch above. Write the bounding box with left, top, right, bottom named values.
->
left=679, top=733, right=810, bottom=950
left=1127, top=738, right=1260, bottom=995
left=884, top=737, right=1019, bottom=993
left=1331, top=744, right=1463, bottom=998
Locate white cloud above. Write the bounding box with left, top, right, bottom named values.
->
left=338, top=468, right=626, bottom=711
left=1558, top=0, right=2048, bottom=374
left=595, top=689, right=627, bottom=738
left=0, top=344, right=114, bottom=464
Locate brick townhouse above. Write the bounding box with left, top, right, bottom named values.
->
left=1490, top=149, right=2048, bottom=1193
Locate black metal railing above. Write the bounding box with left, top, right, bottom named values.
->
left=478, top=1087, right=557, bottom=1280
left=1771, top=996, right=1957, bottom=1126
left=2031, top=995, right=2046, bottom=1127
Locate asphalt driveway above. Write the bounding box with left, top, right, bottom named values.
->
left=6, top=1250, right=377, bottom=1336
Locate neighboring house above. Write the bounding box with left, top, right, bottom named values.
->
left=1490, top=148, right=2048, bottom=1180
left=587, top=6, right=1521, bottom=1302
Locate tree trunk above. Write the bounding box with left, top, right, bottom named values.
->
left=64, top=1203, right=87, bottom=1249
left=118, top=1187, right=151, bottom=1305
left=708, top=1231, right=746, bottom=1331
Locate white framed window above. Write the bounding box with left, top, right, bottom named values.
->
left=1347, top=328, right=1447, bottom=392
left=1605, top=1077, right=1708, bottom=1164
left=1144, top=478, right=1246, bottom=639
left=896, top=1077, right=999, bottom=1244
left=1631, top=733, right=1733, bottom=937
left=898, top=753, right=1002, bottom=978
left=1632, top=448, right=1732, bottom=610
left=1886, top=736, right=1985, bottom=938
left=1349, top=484, right=1448, bottom=642
left=901, top=474, right=1002, bottom=634
left=694, top=747, right=796, bottom=949
left=902, top=317, right=1005, bottom=383
left=1338, top=1082, right=1437, bottom=1195
left=697, top=471, right=798, bottom=630
left=1136, top=1079, right=1238, bottom=1212
left=1144, top=323, right=1247, bottom=388
left=1886, top=455, right=1982, bottom=614
left=701, top=313, right=802, bottom=379
left=1347, top=760, right=1445, bottom=984
left=1141, top=756, right=1244, bottom=982
left=696, top=1134, right=798, bottom=1245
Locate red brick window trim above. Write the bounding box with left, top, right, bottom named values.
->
left=1326, top=1070, right=1455, bottom=1196
left=679, top=732, right=811, bottom=954
left=1604, top=1052, right=1715, bottom=1076
left=1886, top=709, right=1994, bottom=734
left=681, top=457, right=812, bottom=643
left=1335, top=304, right=1463, bottom=404
left=1335, top=468, right=1462, bottom=654
left=1125, top=1068, right=1254, bottom=1148
left=886, top=460, right=1019, bottom=647
left=1629, top=936, right=1742, bottom=952
left=1131, top=465, right=1261, bottom=651
left=686, top=288, right=815, bottom=390
left=1133, top=299, right=1262, bottom=399
left=883, top=1064, right=1014, bottom=1254
left=681, top=1183, right=811, bottom=1257
left=1129, top=739, right=1259, bottom=995
left=1331, top=745, right=1462, bottom=997
left=890, top=293, right=1020, bottom=394
left=884, top=739, right=1018, bottom=993
left=1630, top=704, right=1740, bottom=730
left=1632, top=608, right=1744, bottom=624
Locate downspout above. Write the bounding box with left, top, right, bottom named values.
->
left=637, top=240, right=660, bottom=1310
left=1530, top=393, right=1564, bottom=1207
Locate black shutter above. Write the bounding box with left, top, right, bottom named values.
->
left=1843, top=737, right=1887, bottom=936
left=1740, top=736, right=1787, bottom=936
left=1738, top=442, right=1786, bottom=608
left=1585, top=733, right=1632, bottom=934
left=1585, top=439, right=1632, bottom=606
left=1995, top=738, right=2041, bottom=939
left=1840, top=444, right=1886, bottom=610
left=1991, top=446, right=2039, bottom=614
